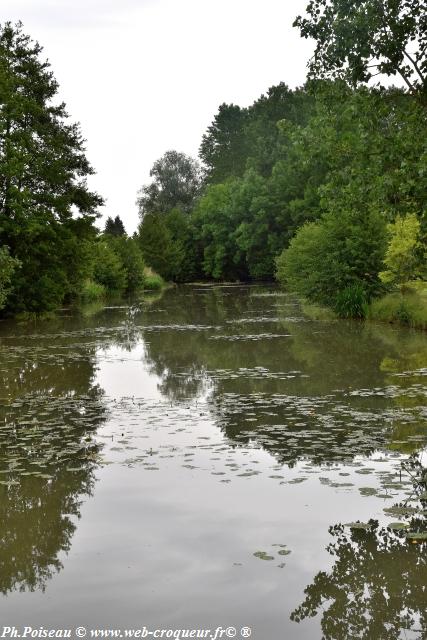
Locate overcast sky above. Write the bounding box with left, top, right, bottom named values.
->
left=2, top=0, right=314, bottom=234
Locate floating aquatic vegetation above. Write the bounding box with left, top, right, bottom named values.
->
left=359, top=487, right=378, bottom=496
left=387, top=522, right=410, bottom=530
left=209, top=333, right=292, bottom=341
left=344, top=521, right=373, bottom=530
left=253, top=551, right=274, bottom=561
left=2, top=283, right=427, bottom=612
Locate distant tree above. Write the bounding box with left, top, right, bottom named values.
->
left=91, top=241, right=126, bottom=293
left=193, top=180, right=248, bottom=281
left=137, top=150, right=203, bottom=218
left=108, top=236, right=145, bottom=293
left=294, top=0, right=427, bottom=96
left=0, top=22, right=102, bottom=312
left=138, top=212, right=181, bottom=281
left=199, top=104, right=249, bottom=183
left=104, top=215, right=126, bottom=236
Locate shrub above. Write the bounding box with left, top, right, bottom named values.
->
left=379, top=214, right=422, bottom=290
left=334, top=283, right=368, bottom=319
left=108, top=236, right=145, bottom=293
left=91, top=241, right=126, bottom=293
left=276, top=207, right=386, bottom=316
left=80, top=279, right=106, bottom=304
left=143, top=267, right=165, bottom=291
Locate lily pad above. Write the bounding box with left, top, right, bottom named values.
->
left=359, top=487, right=378, bottom=497
left=253, top=551, right=274, bottom=561
left=344, top=521, right=372, bottom=531
left=387, top=522, right=410, bottom=531
left=406, top=532, right=427, bottom=541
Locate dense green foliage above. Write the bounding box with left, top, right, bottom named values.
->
left=276, top=207, right=387, bottom=316
left=139, top=75, right=427, bottom=321
left=139, top=209, right=198, bottom=283
left=274, top=0, right=427, bottom=317
left=380, top=214, right=422, bottom=289
left=104, top=215, right=126, bottom=237
left=91, top=241, right=127, bottom=293
left=137, top=150, right=203, bottom=217
left=0, top=23, right=150, bottom=314
left=0, top=246, right=20, bottom=309
left=86, top=234, right=147, bottom=299
left=108, top=236, right=145, bottom=293
left=4, top=3, right=427, bottom=320
left=0, top=22, right=103, bottom=313
left=294, top=0, right=427, bottom=97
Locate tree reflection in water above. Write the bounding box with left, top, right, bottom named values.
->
left=0, top=317, right=108, bottom=594
left=291, top=455, right=427, bottom=639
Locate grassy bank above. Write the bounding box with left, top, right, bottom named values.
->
left=367, top=283, right=427, bottom=331
left=79, top=268, right=166, bottom=306
left=289, top=282, right=427, bottom=332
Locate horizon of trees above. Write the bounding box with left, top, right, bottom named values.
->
left=2, top=0, right=427, bottom=317
left=137, top=0, right=427, bottom=318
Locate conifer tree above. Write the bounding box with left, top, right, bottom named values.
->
left=0, top=22, right=103, bottom=312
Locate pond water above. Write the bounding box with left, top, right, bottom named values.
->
left=1, top=284, right=427, bottom=640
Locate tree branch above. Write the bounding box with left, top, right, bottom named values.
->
left=403, top=50, right=425, bottom=85
left=397, top=67, right=416, bottom=93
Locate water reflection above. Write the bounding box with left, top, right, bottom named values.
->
left=140, top=286, right=427, bottom=464
left=291, top=454, right=427, bottom=639
left=0, top=314, right=108, bottom=593
left=1, top=285, right=427, bottom=637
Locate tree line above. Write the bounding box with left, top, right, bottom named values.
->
left=2, top=0, right=427, bottom=319
left=138, top=0, right=427, bottom=319
left=138, top=85, right=427, bottom=317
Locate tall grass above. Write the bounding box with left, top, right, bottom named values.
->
left=334, top=283, right=367, bottom=319
left=143, top=267, right=165, bottom=291
left=367, top=287, right=427, bottom=330
left=80, top=279, right=106, bottom=303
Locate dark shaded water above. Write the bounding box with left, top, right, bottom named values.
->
left=1, top=285, right=426, bottom=639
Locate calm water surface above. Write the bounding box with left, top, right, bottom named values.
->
left=1, top=285, right=427, bottom=639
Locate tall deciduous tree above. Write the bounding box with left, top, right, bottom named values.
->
left=0, top=22, right=103, bottom=312
left=137, top=150, right=203, bottom=218
left=199, top=103, right=249, bottom=183
left=294, top=0, right=427, bottom=97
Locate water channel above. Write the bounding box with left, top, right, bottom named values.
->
left=1, top=284, right=426, bottom=639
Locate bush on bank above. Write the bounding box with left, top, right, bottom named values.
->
left=142, top=267, right=165, bottom=291
left=367, top=285, right=427, bottom=331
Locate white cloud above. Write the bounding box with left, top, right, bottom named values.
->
left=2, top=0, right=155, bottom=28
